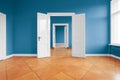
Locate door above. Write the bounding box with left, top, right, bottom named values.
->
left=72, top=14, right=85, bottom=57
left=0, top=13, right=6, bottom=60
left=53, top=24, right=55, bottom=48
left=64, top=24, right=69, bottom=48
left=37, top=12, right=50, bottom=58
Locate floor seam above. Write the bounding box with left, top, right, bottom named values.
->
left=5, top=61, right=8, bottom=80
left=23, top=59, right=42, bottom=80
left=79, top=64, right=94, bottom=80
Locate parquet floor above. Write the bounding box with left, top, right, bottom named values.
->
left=0, top=48, right=120, bottom=80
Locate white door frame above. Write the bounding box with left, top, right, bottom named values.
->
left=52, top=23, right=69, bottom=48
left=0, top=12, right=6, bottom=60
left=48, top=12, right=75, bottom=49
left=48, top=12, right=75, bottom=16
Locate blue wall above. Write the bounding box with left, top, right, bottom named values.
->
left=56, top=26, right=64, bottom=43
left=13, top=0, right=110, bottom=54
left=51, top=16, right=72, bottom=48
left=0, top=0, right=14, bottom=55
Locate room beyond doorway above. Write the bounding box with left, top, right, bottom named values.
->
left=53, top=23, right=69, bottom=48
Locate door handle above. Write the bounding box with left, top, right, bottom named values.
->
left=38, top=37, right=41, bottom=41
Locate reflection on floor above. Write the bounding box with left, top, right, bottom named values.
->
left=0, top=48, right=120, bottom=80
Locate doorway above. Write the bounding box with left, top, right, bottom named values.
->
left=37, top=12, right=85, bottom=58
left=53, top=23, right=69, bottom=48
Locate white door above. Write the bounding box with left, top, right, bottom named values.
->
left=72, top=14, right=85, bottom=57
left=64, top=25, right=69, bottom=48
left=37, top=12, right=50, bottom=58
left=64, top=26, right=67, bottom=47
left=53, top=25, right=55, bottom=48
left=0, top=13, right=6, bottom=60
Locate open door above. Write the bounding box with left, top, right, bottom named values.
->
left=72, top=14, right=85, bottom=57
left=37, top=12, right=50, bottom=58
left=53, top=24, right=55, bottom=48
left=0, top=13, right=6, bottom=60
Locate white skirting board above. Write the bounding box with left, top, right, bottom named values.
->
left=86, top=54, right=120, bottom=60
left=0, top=57, right=3, bottom=60
left=0, top=54, right=13, bottom=60
left=2, top=53, right=120, bottom=60
left=111, top=54, right=120, bottom=60
left=4, top=55, right=13, bottom=59
left=0, top=54, right=37, bottom=60
left=13, top=54, right=37, bottom=56
left=86, top=54, right=110, bottom=56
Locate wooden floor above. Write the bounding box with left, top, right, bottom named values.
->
left=0, top=48, right=120, bottom=80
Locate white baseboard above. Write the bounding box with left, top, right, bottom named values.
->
left=86, top=54, right=120, bottom=60
left=5, top=54, right=13, bottom=59
left=1, top=53, right=120, bottom=61
left=86, top=54, right=110, bottom=56
left=111, top=54, right=120, bottom=60
left=0, top=54, right=37, bottom=60
left=0, top=54, right=13, bottom=60
left=0, top=58, right=3, bottom=60
left=12, top=54, right=37, bottom=56
left=0, top=57, right=4, bottom=60
left=2, top=54, right=37, bottom=60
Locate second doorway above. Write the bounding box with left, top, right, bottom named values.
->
left=53, top=23, right=69, bottom=48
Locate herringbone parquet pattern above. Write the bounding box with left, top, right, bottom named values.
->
left=0, top=48, right=120, bottom=80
